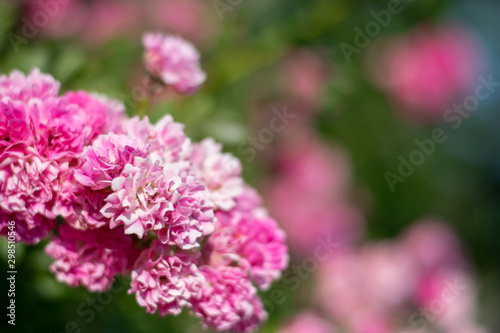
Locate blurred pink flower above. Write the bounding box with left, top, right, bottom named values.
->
left=372, top=24, right=482, bottom=122
left=151, top=0, right=218, bottom=44
left=143, top=32, right=206, bottom=94
left=280, top=49, right=330, bottom=111
left=277, top=312, right=335, bottom=333
left=315, top=244, right=415, bottom=321
left=24, top=0, right=87, bottom=39
left=264, top=126, right=363, bottom=256
left=83, top=1, right=141, bottom=44
left=314, top=219, right=486, bottom=333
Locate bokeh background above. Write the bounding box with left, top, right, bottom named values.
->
left=1, top=0, right=499, bottom=332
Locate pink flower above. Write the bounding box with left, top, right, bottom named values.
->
left=314, top=220, right=484, bottom=333
left=399, top=218, right=465, bottom=271
left=0, top=68, right=60, bottom=102
left=74, top=133, right=146, bottom=190
left=192, top=266, right=267, bottom=333
left=315, top=245, right=416, bottom=321
left=101, top=157, right=214, bottom=249
left=129, top=240, right=204, bottom=316
left=277, top=312, right=335, bottom=333
left=0, top=212, right=55, bottom=245
left=267, top=180, right=362, bottom=255
left=208, top=194, right=288, bottom=290
left=265, top=126, right=363, bottom=256
left=151, top=0, right=218, bottom=44
left=273, top=126, right=352, bottom=197
left=190, top=138, right=244, bottom=211
left=142, top=32, right=206, bottom=94
left=64, top=91, right=127, bottom=140
left=83, top=1, right=141, bottom=44
left=24, top=0, right=87, bottom=39
left=371, top=24, right=483, bottom=122
left=62, top=133, right=145, bottom=230
left=125, top=115, right=192, bottom=165
left=73, top=132, right=214, bottom=248
left=0, top=69, right=127, bottom=242
left=0, top=143, right=58, bottom=243
left=46, top=224, right=138, bottom=292
left=279, top=49, right=330, bottom=111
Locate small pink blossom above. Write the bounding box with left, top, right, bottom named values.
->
left=371, top=24, right=483, bottom=122
left=151, top=0, right=218, bottom=44
left=129, top=240, right=204, bottom=316
left=192, top=266, right=267, bottom=333
left=277, top=312, right=335, bottom=333
left=46, top=224, right=138, bottom=292
left=280, top=49, right=330, bottom=111
left=143, top=32, right=206, bottom=94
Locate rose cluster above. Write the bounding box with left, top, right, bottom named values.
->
left=0, top=33, right=288, bottom=333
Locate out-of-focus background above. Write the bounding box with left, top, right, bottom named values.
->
left=1, top=0, right=499, bottom=332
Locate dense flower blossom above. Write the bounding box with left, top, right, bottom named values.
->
left=129, top=241, right=204, bottom=316
left=125, top=115, right=192, bottom=165
left=1, top=54, right=287, bottom=332
left=143, top=32, right=206, bottom=94
left=277, top=312, right=335, bottom=333
left=190, top=138, right=244, bottom=211
left=46, top=224, right=138, bottom=292
left=0, top=69, right=129, bottom=242
left=0, top=143, right=58, bottom=243
left=73, top=132, right=214, bottom=249
left=0, top=68, right=60, bottom=102
left=192, top=266, right=267, bottom=333
left=208, top=203, right=288, bottom=290
left=64, top=91, right=127, bottom=140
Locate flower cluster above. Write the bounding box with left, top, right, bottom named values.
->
left=313, top=219, right=486, bottom=333
left=0, top=33, right=288, bottom=333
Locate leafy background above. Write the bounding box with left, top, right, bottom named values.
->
left=0, top=0, right=499, bottom=332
